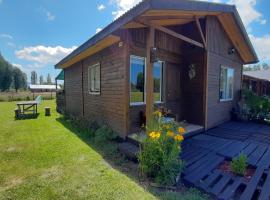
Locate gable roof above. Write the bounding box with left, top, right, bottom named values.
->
left=55, top=0, right=258, bottom=69
left=244, top=70, right=270, bottom=82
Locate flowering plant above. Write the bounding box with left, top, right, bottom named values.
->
left=138, top=111, right=185, bottom=185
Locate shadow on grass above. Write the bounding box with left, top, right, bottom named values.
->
left=56, top=116, right=210, bottom=200
left=15, top=113, right=40, bottom=120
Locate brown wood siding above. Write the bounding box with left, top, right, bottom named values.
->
left=64, top=62, right=83, bottom=116
left=82, top=42, right=127, bottom=137
left=206, top=16, right=243, bottom=129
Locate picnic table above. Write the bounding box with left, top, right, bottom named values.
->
left=16, top=96, right=42, bottom=116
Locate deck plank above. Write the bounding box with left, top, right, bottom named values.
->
left=239, top=167, right=265, bottom=200
left=258, top=171, right=270, bottom=200
left=210, top=173, right=232, bottom=196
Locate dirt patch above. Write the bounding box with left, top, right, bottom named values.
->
left=40, top=166, right=62, bottom=180
left=0, top=177, right=24, bottom=192
left=219, top=160, right=256, bottom=182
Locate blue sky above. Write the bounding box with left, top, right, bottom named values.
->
left=0, top=0, right=270, bottom=82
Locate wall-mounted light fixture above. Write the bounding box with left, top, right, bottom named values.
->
left=150, top=47, right=158, bottom=63
left=228, top=47, right=236, bottom=55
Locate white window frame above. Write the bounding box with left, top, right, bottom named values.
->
left=129, top=55, right=164, bottom=106
left=88, top=63, right=101, bottom=95
left=130, top=55, right=146, bottom=106
left=220, top=65, right=234, bottom=102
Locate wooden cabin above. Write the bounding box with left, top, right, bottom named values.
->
left=243, top=70, right=270, bottom=96
left=55, top=0, right=258, bottom=138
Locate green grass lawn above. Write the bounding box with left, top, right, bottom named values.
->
left=0, top=100, right=208, bottom=200
left=131, top=92, right=161, bottom=103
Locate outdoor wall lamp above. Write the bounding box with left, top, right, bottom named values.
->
left=228, top=47, right=236, bottom=55
left=150, top=47, right=158, bottom=63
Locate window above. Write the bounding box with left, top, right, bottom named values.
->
left=130, top=56, right=145, bottom=104
left=220, top=66, right=234, bottom=101
left=130, top=55, right=163, bottom=105
left=154, top=61, right=163, bottom=102
left=88, top=63, right=100, bottom=94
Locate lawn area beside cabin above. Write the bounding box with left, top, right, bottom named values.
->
left=0, top=100, right=208, bottom=200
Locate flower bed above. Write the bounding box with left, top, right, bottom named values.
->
left=138, top=111, right=185, bottom=186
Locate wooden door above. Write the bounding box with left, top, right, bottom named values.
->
left=165, top=62, right=182, bottom=121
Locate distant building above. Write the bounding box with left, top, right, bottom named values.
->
left=29, top=84, right=61, bottom=93
left=243, top=69, right=270, bottom=96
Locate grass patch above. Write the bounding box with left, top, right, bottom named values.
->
left=130, top=92, right=161, bottom=103
left=0, top=100, right=209, bottom=200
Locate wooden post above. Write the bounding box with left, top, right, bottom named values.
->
left=145, top=27, right=155, bottom=123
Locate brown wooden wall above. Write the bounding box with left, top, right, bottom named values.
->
left=64, top=62, right=83, bottom=116
left=64, top=35, right=128, bottom=137
left=206, top=16, right=243, bottom=129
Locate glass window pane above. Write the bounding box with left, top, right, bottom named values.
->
left=227, top=68, right=234, bottom=99
left=154, top=62, right=162, bottom=102
left=90, top=67, right=95, bottom=92
left=220, top=68, right=227, bottom=100
left=95, top=65, right=100, bottom=91
left=130, top=57, right=145, bottom=103
left=220, top=67, right=234, bottom=100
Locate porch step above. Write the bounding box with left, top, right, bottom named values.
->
left=118, top=142, right=139, bottom=161
left=183, top=124, right=204, bottom=139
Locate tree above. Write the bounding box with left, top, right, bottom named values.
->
left=47, top=73, right=52, bottom=85
left=262, top=63, right=270, bottom=70
left=39, top=75, right=44, bottom=85
left=0, top=54, right=13, bottom=91
left=136, top=72, right=144, bottom=92
left=31, top=71, right=38, bottom=84
left=13, top=67, right=27, bottom=92
left=0, top=53, right=27, bottom=91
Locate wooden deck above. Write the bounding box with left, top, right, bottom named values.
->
left=181, top=121, right=270, bottom=200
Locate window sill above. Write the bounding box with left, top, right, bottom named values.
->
left=130, top=102, right=164, bottom=107
left=220, top=99, right=233, bottom=102
left=89, top=92, right=100, bottom=96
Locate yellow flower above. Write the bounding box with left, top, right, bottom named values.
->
left=167, top=131, right=174, bottom=137
left=149, top=131, right=161, bottom=139
left=153, top=110, right=162, bottom=118
left=174, top=134, right=184, bottom=141
left=149, top=132, right=156, bottom=138
left=155, top=132, right=161, bottom=139
left=178, top=127, right=186, bottom=134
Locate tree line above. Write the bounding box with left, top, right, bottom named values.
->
left=30, top=71, right=53, bottom=85
left=0, top=53, right=27, bottom=92
left=244, top=63, right=270, bottom=71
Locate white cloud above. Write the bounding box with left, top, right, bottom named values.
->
left=111, top=0, right=142, bottom=19
left=228, top=0, right=266, bottom=28
left=6, top=42, right=15, bottom=48
left=249, top=34, right=270, bottom=62
left=96, top=28, right=102, bottom=33
left=15, top=45, right=77, bottom=68
left=98, top=4, right=105, bottom=11
left=12, top=63, right=23, bottom=69
left=0, top=33, right=13, bottom=39
left=46, top=11, right=55, bottom=21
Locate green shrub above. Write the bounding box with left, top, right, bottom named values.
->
left=138, top=111, right=185, bottom=186
left=243, top=89, right=270, bottom=122
left=231, top=153, right=247, bottom=175
left=94, top=125, right=117, bottom=143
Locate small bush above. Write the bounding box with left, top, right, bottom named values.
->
left=138, top=111, right=185, bottom=186
left=94, top=125, right=117, bottom=143
left=231, top=153, right=247, bottom=175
